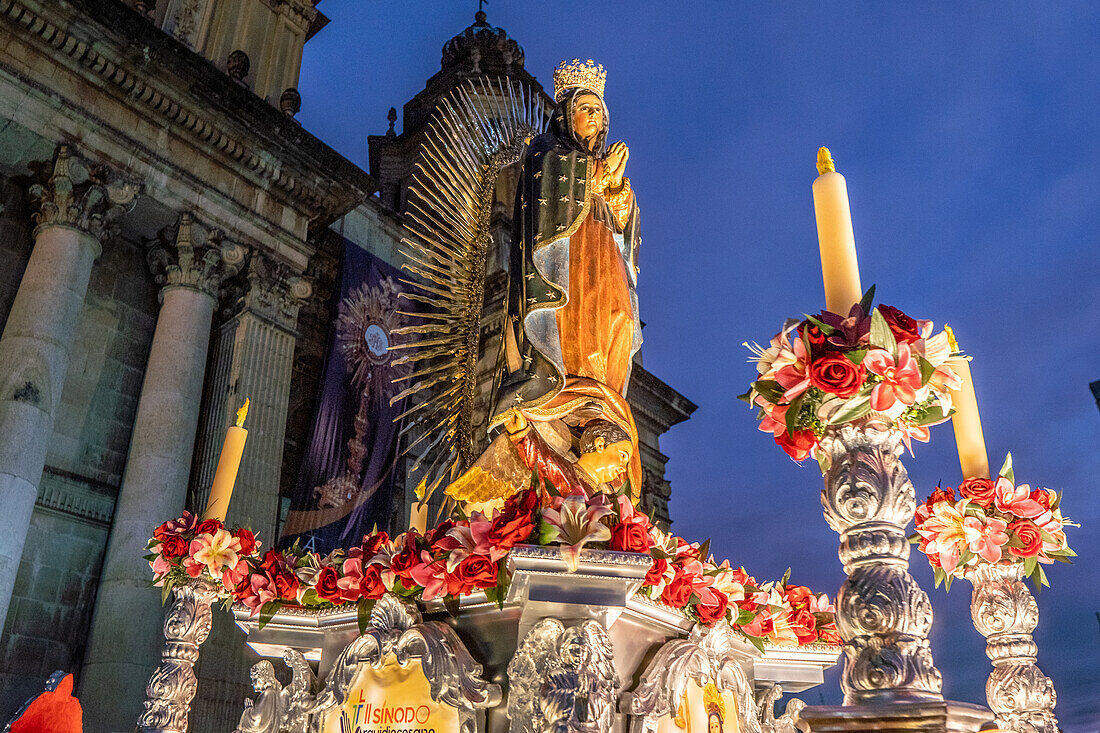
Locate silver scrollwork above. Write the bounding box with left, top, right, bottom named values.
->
left=508, top=618, right=620, bottom=733
left=622, top=622, right=761, bottom=733
left=137, top=578, right=220, bottom=733
left=308, top=593, right=501, bottom=733
left=755, top=684, right=805, bottom=733
left=965, top=563, right=1058, bottom=733
left=819, top=425, right=943, bottom=703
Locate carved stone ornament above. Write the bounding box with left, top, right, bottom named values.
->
left=621, top=622, right=762, bottom=733
left=507, top=618, right=620, bottom=733
left=28, top=145, right=139, bottom=243
left=227, top=50, right=251, bottom=81
left=280, top=87, right=302, bottom=117
left=137, top=577, right=220, bottom=733
left=755, top=684, right=805, bottom=733
left=234, top=647, right=318, bottom=733
left=818, top=424, right=943, bottom=704
left=964, top=562, right=1058, bottom=733
left=228, top=250, right=313, bottom=328
left=146, top=213, right=246, bottom=298
left=293, top=593, right=502, bottom=733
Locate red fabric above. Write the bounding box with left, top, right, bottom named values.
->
left=10, top=673, right=83, bottom=733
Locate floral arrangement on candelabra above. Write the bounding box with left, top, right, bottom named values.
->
left=913, top=456, right=1076, bottom=591
left=913, top=457, right=1073, bottom=733
left=147, top=487, right=839, bottom=651
left=743, top=287, right=960, bottom=470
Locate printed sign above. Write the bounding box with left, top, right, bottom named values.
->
left=323, top=656, right=459, bottom=733
left=655, top=680, right=740, bottom=733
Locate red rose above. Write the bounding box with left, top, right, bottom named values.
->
left=271, top=569, right=299, bottom=601
left=784, top=585, right=813, bottom=608
left=488, top=490, right=538, bottom=550
left=159, top=535, right=187, bottom=559
left=315, top=566, right=343, bottom=603
left=232, top=528, right=257, bottom=555
left=609, top=522, right=653, bottom=553
left=260, top=549, right=287, bottom=576
left=389, top=534, right=421, bottom=582
left=661, top=572, right=694, bottom=608
left=360, top=531, right=391, bottom=559
left=1008, top=520, right=1042, bottom=558
left=877, top=305, right=921, bottom=344
left=808, top=352, right=865, bottom=398
left=926, top=486, right=957, bottom=508
left=360, top=564, right=387, bottom=600
left=693, top=593, right=729, bottom=625
left=1030, top=489, right=1052, bottom=511
left=644, top=558, right=668, bottom=587
left=675, top=538, right=700, bottom=561
left=790, top=607, right=818, bottom=644
left=775, top=429, right=817, bottom=461
left=455, top=555, right=498, bottom=590
left=195, top=519, right=223, bottom=537
left=798, top=321, right=830, bottom=358
left=153, top=521, right=174, bottom=541
left=957, top=477, right=996, bottom=508
left=424, top=520, right=455, bottom=552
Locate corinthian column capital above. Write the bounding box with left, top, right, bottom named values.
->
left=223, top=250, right=312, bottom=329
left=147, top=214, right=246, bottom=298
left=28, top=145, right=140, bottom=244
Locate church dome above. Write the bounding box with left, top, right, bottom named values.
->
left=441, top=11, right=525, bottom=75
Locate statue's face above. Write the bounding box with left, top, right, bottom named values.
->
left=577, top=437, right=633, bottom=484
left=571, top=93, right=604, bottom=146
left=709, top=713, right=722, bottom=733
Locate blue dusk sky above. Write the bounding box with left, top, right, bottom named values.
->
left=296, top=3, right=1100, bottom=729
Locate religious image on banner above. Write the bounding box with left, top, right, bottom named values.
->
left=280, top=243, right=411, bottom=553
left=657, top=681, right=741, bottom=733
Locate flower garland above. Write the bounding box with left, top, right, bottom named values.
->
left=912, top=455, right=1076, bottom=590
left=743, top=287, right=959, bottom=468
left=147, top=489, right=839, bottom=650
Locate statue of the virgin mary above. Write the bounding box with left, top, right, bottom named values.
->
left=448, top=59, right=644, bottom=503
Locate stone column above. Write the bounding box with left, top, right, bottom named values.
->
left=79, top=214, right=243, bottom=733
left=0, top=146, right=136, bottom=635
left=189, top=251, right=310, bottom=732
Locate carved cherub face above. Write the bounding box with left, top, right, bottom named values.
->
left=571, top=93, right=604, bottom=147
left=575, top=436, right=633, bottom=484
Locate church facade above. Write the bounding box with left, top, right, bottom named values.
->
left=0, top=2, right=693, bottom=731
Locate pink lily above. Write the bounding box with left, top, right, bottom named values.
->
left=243, top=574, right=277, bottom=614
left=150, top=555, right=172, bottom=586
left=774, top=336, right=811, bottom=401
left=895, top=420, right=931, bottom=456
left=756, top=399, right=789, bottom=438
left=539, top=494, right=613, bottom=572
left=864, top=342, right=923, bottom=411
left=993, top=479, right=1045, bottom=519
left=408, top=552, right=447, bottom=600
left=917, top=499, right=970, bottom=574
left=745, top=319, right=800, bottom=379
left=189, top=529, right=241, bottom=576
left=963, top=516, right=1009, bottom=563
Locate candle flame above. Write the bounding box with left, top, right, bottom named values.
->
left=816, top=147, right=836, bottom=175
left=236, top=398, right=250, bottom=428
left=944, top=325, right=959, bottom=353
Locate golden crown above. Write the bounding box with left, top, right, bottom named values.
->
left=553, top=58, right=606, bottom=101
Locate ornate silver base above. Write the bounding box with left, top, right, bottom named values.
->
left=137, top=578, right=220, bottom=733
left=965, top=563, right=1058, bottom=733
left=233, top=547, right=841, bottom=733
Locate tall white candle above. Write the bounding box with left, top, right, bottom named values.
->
left=812, top=147, right=863, bottom=314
